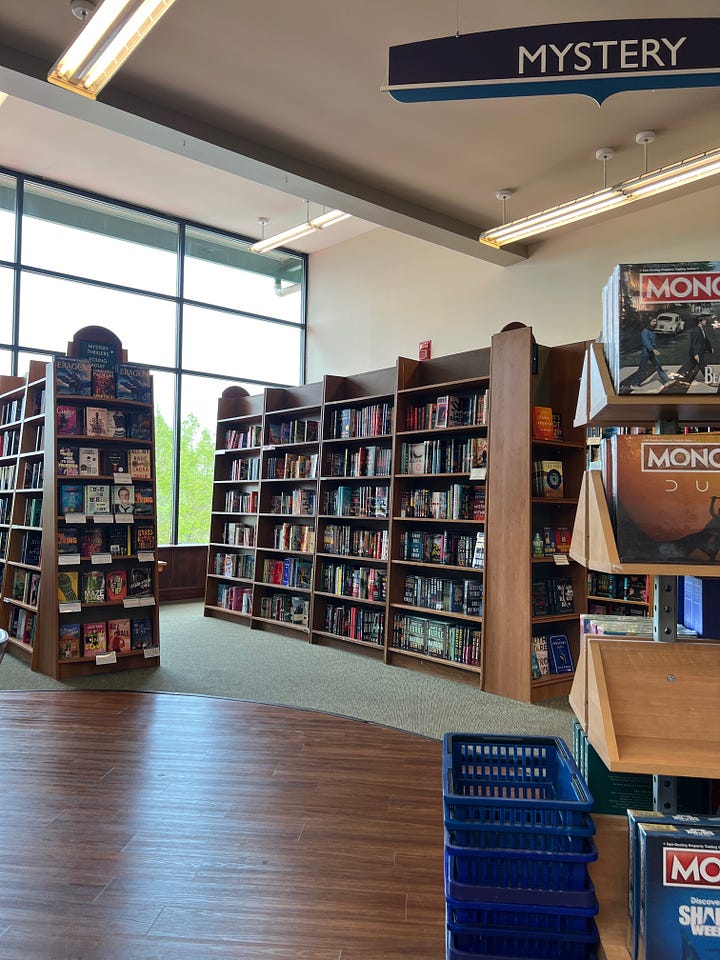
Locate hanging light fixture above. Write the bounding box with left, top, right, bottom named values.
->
left=250, top=205, right=351, bottom=254
left=48, top=0, right=179, bottom=100
left=480, top=138, right=720, bottom=249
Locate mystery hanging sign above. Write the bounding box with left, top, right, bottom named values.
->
left=383, top=19, right=720, bottom=105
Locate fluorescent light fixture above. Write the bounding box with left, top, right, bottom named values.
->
left=480, top=146, right=720, bottom=248
left=250, top=210, right=350, bottom=254
left=48, top=0, right=178, bottom=100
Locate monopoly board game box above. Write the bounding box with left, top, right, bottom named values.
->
left=603, top=262, right=720, bottom=395
left=636, top=822, right=720, bottom=960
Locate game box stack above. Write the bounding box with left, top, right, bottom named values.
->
left=442, top=733, right=599, bottom=959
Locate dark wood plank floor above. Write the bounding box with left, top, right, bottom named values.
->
left=0, top=691, right=446, bottom=959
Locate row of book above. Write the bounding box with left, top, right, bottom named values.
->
left=224, top=490, right=258, bottom=514
left=20, top=530, right=42, bottom=565
left=0, top=396, right=23, bottom=425
left=399, top=529, right=483, bottom=568
left=391, top=613, right=481, bottom=665
left=322, top=485, right=389, bottom=518
left=323, top=603, right=385, bottom=645
left=58, top=567, right=154, bottom=604
left=328, top=402, right=393, bottom=440
left=400, top=437, right=487, bottom=476
left=318, top=562, right=387, bottom=602
left=403, top=574, right=482, bottom=616
left=58, top=445, right=151, bottom=478
left=531, top=576, right=575, bottom=617
left=531, top=525, right=571, bottom=557
left=58, top=616, right=154, bottom=660
left=323, top=444, right=391, bottom=479
left=216, top=583, right=252, bottom=613
left=58, top=523, right=155, bottom=557
left=266, top=452, right=318, bottom=479
left=59, top=482, right=154, bottom=517
left=322, top=524, right=387, bottom=560
left=0, top=427, right=20, bottom=458
left=531, top=459, right=565, bottom=498
left=22, top=497, right=41, bottom=526
left=258, top=593, right=309, bottom=627
left=530, top=633, right=574, bottom=679
left=229, top=456, right=260, bottom=481
left=56, top=356, right=151, bottom=403
left=587, top=571, right=648, bottom=602
left=222, top=522, right=255, bottom=546
left=223, top=424, right=262, bottom=450
left=11, top=568, right=40, bottom=607
left=56, top=404, right=152, bottom=440
left=268, top=489, right=317, bottom=516
left=404, top=391, right=488, bottom=431
left=261, top=557, right=312, bottom=590
left=9, top=606, right=36, bottom=645
left=271, top=522, right=315, bottom=553
left=397, top=484, right=485, bottom=521
left=531, top=405, right=563, bottom=441
left=0, top=464, right=15, bottom=490
left=266, top=418, right=319, bottom=445
left=22, top=460, right=44, bottom=489
left=212, top=552, right=255, bottom=580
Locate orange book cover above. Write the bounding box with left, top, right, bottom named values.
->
left=532, top=405, right=555, bottom=440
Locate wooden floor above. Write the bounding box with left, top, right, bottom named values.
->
left=0, top=691, right=446, bottom=960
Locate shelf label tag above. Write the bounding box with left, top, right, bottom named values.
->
left=93, top=513, right=114, bottom=524
left=123, top=597, right=141, bottom=608
left=58, top=553, right=81, bottom=566
left=143, top=646, right=160, bottom=658
left=470, top=467, right=487, bottom=480
left=65, top=512, right=86, bottom=524
left=59, top=601, right=82, bottom=613
left=91, top=552, right=113, bottom=565
left=115, top=514, right=134, bottom=524
left=113, top=473, right=132, bottom=484
left=95, top=652, right=117, bottom=665
left=553, top=553, right=570, bottom=565
left=138, top=596, right=156, bottom=607
left=137, top=551, right=155, bottom=563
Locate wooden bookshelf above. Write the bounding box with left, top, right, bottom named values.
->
left=312, top=368, right=395, bottom=656
left=32, top=327, right=160, bottom=680
left=484, top=327, right=588, bottom=703
left=203, top=386, right=262, bottom=624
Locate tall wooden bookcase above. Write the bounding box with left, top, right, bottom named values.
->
left=2, top=327, right=161, bottom=678
left=0, top=361, right=47, bottom=663
left=483, top=326, right=588, bottom=703
left=203, top=330, right=589, bottom=700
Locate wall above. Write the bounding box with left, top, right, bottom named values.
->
left=306, top=182, right=720, bottom=378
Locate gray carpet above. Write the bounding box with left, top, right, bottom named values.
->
left=0, top=601, right=575, bottom=743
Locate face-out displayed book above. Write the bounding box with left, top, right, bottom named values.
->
left=603, top=261, right=720, bottom=395
left=55, top=358, right=92, bottom=397
left=108, top=617, right=131, bottom=653
left=85, top=407, right=127, bottom=439
left=112, top=484, right=135, bottom=514
left=115, top=362, right=152, bottom=403
left=610, top=433, right=720, bottom=563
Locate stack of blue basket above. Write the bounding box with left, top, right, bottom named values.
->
left=443, top=733, right=600, bottom=960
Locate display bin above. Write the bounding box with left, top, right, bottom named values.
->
left=446, top=927, right=598, bottom=960
left=444, top=847, right=598, bottom=909
left=447, top=898, right=599, bottom=936
left=443, top=734, right=594, bottom=832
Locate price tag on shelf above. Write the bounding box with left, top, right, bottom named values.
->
left=115, top=514, right=134, bottom=524
left=123, top=597, right=141, bottom=608
left=113, top=473, right=131, bottom=484
left=138, top=596, right=156, bottom=607
left=65, top=513, right=86, bottom=524
left=553, top=553, right=570, bottom=565
left=91, top=553, right=113, bottom=565
left=58, top=554, right=81, bottom=566
left=469, top=467, right=487, bottom=480
left=59, top=601, right=81, bottom=614
left=137, top=551, right=155, bottom=563
left=143, top=646, right=160, bottom=658
left=94, top=513, right=114, bottom=524
left=95, top=652, right=117, bottom=665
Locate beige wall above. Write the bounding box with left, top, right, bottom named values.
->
left=306, top=181, right=720, bottom=380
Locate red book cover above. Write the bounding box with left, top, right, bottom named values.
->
left=531, top=405, right=555, bottom=440
left=613, top=433, right=720, bottom=563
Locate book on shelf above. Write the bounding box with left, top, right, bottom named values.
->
left=80, top=528, right=105, bottom=558
left=554, top=526, right=572, bottom=553
left=610, top=433, right=720, bottom=563
left=59, top=483, right=85, bottom=515
left=56, top=405, right=80, bottom=436
left=58, top=571, right=79, bottom=603
left=82, top=621, right=107, bottom=656
left=549, top=577, right=574, bottom=614
left=58, top=526, right=80, bottom=554
left=106, top=525, right=131, bottom=556
left=115, top=362, right=152, bottom=403
left=11, top=568, right=29, bottom=602
left=86, top=407, right=126, bottom=439
left=531, top=405, right=554, bottom=440
left=78, top=447, right=100, bottom=476
left=531, top=634, right=550, bottom=676
left=133, top=484, right=154, bottom=515
left=107, top=617, right=131, bottom=653
left=132, top=524, right=156, bottom=553
left=58, top=623, right=82, bottom=659
left=84, top=483, right=112, bottom=516
left=106, top=569, right=128, bottom=602
left=435, top=395, right=449, bottom=429
left=82, top=570, right=106, bottom=603
left=128, top=566, right=153, bottom=597
left=112, top=484, right=135, bottom=514
left=128, top=449, right=151, bottom=479
left=92, top=368, right=116, bottom=399
left=104, top=449, right=128, bottom=474
left=532, top=459, right=564, bottom=498
left=604, top=262, right=720, bottom=395
left=127, top=411, right=152, bottom=440
left=55, top=358, right=92, bottom=397
left=547, top=634, right=574, bottom=673
left=130, top=617, right=153, bottom=649
left=57, top=446, right=80, bottom=476
left=531, top=579, right=551, bottom=617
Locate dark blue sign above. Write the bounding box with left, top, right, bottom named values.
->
left=385, top=19, right=720, bottom=104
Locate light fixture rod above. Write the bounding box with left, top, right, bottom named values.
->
left=250, top=209, right=350, bottom=254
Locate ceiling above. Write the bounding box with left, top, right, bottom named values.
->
left=0, top=1, right=718, bottom=266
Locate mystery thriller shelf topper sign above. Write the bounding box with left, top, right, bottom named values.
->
left=384, top=19, right=720, bottom=105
